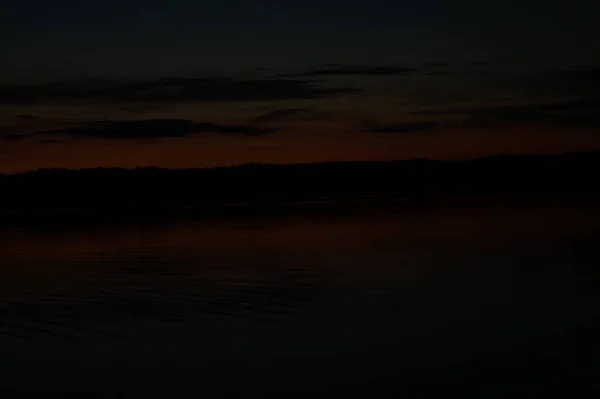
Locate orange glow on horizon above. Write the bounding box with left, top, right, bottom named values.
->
left=1, top=127, right=600, bottom=174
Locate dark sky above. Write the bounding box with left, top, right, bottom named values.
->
left=1, top=0, right=600, bottom=172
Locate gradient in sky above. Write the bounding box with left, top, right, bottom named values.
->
left=1, top=0, right=600, bottom=172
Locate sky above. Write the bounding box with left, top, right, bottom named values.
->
left=1, top=0, right=600, bottom=172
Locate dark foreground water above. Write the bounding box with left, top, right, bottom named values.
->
left=1, top=199, right=599, bottom=398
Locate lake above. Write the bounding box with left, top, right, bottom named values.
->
left=1, top=198, right=599, bottom=398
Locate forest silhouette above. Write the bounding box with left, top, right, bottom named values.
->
left=1, top=150, right=599, bottom=218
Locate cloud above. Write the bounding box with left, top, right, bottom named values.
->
left=249, top=107, right=341, bottom=124
left=0, top=77, right=360, bottom=105
left=250, top=108, right=310, bottom=123
left=364, top=122, right=437, bottom=134
left=555, top=67, right=600, bottom=89
left=0, top=134, right=29, bottom=141
left=412, top=98, right=600, bottom=130
left=412, top=99, right=600, bottom=116
left=424, top=62, right=451, bottom=67
left=16, top=114, right=36, bottom=119
left=467, top=61, right=497, bottom=67
left=36, top=139, right=65, bottom=144
left=466, top=70, right=492, bottom=76
left=510, top=66, right=600, bottom=99
left=280, top=65, right=419, bottom=77
left=550, top=113, right=600, bottom=129
left=35, top=119, right=278, bottom=140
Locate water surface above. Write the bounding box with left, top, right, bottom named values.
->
left=1, top=200, right=599, bottom=397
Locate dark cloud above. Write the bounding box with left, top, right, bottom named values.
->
left=251, top=108, right=310, bottom=123
left=413, top=99, right=600, bottom=117
left=0, top=77, right=359, bottom=105
left=510, top=67, right=600, bottom=99
left=468, top=61, right=497, bottom=67
left=35, top=119, right=277, bottom=140
left=412, top=99, right=600, bottom=130
left=280, top=65, right=419, bottom=78
left=364, top=122, right=437, bottom=134
left=295, top=110, right=339, bottom=122
left=250, top=108, right=341, bottom=124
left=0, top=134, right=29, bottom=141
left=550, top=113, right=600, bottom=129
left=547, top=67, right=600, bottom=94
left=36, top=139, right=65, bottom=144
left=466, top=70, right=492, bottom=76
left=424, top=62, right=451, bottom=67
left=16, top=114, right=36, bottom=119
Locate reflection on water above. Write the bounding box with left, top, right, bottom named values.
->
left=0, top=200, right=599, bottom=397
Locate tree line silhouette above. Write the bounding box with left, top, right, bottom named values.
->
left=1, top=150, right=599, bottom=216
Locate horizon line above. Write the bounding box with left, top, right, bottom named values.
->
left=2, top=149, right=600, bottom=176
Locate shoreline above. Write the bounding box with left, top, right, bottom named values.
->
left=1, top=191, right=598, bottom=227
